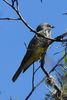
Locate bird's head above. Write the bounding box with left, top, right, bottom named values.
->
left=36, top=23, right=54, bottom=37
left=36, top=23, right=54, bottom=32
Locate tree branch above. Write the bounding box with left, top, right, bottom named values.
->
left=32, top=64, right=35, bottom=89
left=49, top=53, right=67, bottom=73
left=40, top=55, right=61, bottom=92
left=25, top=50, right=66, bottom=99
left=0, top=17, right=20, bottom=20
left=3, top=0, right=34, bottom=31
left=3, top=0, right=67, bottom=43
left=2, top=1, right=67, bottom=99
left=12, top=0, right=19, bottom=11
left=25, top=88, right=35, bottom=100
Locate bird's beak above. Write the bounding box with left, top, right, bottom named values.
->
left=51, top=25, right=55, bottom=28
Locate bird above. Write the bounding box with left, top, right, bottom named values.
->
left=12, top=23, right=54, bottom=82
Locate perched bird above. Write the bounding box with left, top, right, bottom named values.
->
left=12, top=23, right=54, bottom=82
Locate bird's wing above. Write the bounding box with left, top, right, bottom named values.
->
left=12, top=36, right=38, bottom=82
left=21, top=35, right=38, bottom=71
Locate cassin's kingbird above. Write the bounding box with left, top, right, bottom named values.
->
left=12, top=23, right=54, bottom=82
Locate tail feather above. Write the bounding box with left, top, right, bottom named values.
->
left=12, top=53, right=31, bottom=82
left=12, top=58, right=34, bottom=82
left=12, top=53, right=37, bottom=82
left=12, top=65, right=23, bottom=82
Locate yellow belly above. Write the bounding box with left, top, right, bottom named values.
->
left=32, top=47, right=46, bottom=60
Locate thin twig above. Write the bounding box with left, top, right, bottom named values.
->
left=54, top=50, right=64, bottom=55
left=3, top=0, right=67, bottom=43
left=0, top=17, right=20, bottom=20
left=25, top=52, right=64, bottom=99
left=34, top=53, right=67, bottom=89
left=64, top=44, right=67, bottom=65
left=10, top=96, right=12, bottom=100
left=34, top=66, right=40, bottom=74
left=24, top=42, right=27, bottom=49
left=40, top=54, right=61, bottom=94
left=55, top=70, right=63, bottom=87
left=26, top=52, right=67, bottom=99
left=2, top=1, right=67, bottom=99
left=49, top=53, right=67, bottom=73
left=58, top=64, right=67, bottom=71
left=25, top=88, right=34, bottom=100
left=41, top=0, right=43, bottom=3
left=3, top=0, right=33, bottom=31
left=32, top=63, right=35, bottom=89
left=25, top=77, right=45, bottom=100
left=12, top=0, right=19, bottom=11
left=25, top=64, right=35, bottom=100
left=63, top=13, right=67, bottom=15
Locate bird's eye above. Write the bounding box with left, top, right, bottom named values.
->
left=46, top=24, right=51, bottom=27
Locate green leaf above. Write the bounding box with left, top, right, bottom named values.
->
left=64, top=57, right=67, bottom=65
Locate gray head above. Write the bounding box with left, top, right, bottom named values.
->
left=36, top=23, right=54, bottom=32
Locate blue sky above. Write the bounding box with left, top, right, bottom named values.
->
left=0, top=0, right=67, bottom=100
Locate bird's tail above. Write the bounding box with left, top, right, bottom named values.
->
left=12, top=57, right=35, bottom=82
left=12, top=65, right=23, bottom=82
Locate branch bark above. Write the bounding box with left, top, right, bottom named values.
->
left=1, top=1, right=67, bottom=99
left=2, top=0, right=67, bottom=43
left=0, top=18, right=20, bottom=20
